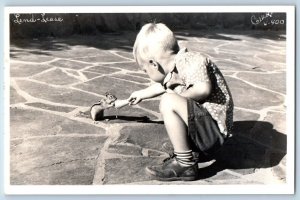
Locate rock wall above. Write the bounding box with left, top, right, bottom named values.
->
left=10, top=13, right=286, bottom=38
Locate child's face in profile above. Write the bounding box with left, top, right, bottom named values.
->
left=136, top=55, right=166, bottom=83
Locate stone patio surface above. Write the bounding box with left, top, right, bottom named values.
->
left=9, top=30, right=287, bottom=185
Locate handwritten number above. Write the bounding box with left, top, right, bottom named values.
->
left=251, top=13, right=285, bottom=26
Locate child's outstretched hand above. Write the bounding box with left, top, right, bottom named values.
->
left=128, top=90, right=143, bottom=105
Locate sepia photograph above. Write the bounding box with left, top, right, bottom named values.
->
left=4, top=6, right=295, bottom=194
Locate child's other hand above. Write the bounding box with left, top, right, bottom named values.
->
left=128, top=91, right=143, bottom=105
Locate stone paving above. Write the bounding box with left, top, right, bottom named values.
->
left=9, top=30, right=287, bottom=185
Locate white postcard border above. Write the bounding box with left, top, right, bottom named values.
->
left=4, top=6, right=295, bottom=195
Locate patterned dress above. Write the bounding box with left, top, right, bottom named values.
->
left=162, top=48, right=234, bottom=136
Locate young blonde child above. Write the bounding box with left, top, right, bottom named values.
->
left=128, top=23, right=234, bottom=181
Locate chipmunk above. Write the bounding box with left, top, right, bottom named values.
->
left=99, top=92, right=118, bottom=108
left=90, top=92, right=118, bottom=121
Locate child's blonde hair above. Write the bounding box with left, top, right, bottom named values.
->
left=133, top=23, right=179, bottom=66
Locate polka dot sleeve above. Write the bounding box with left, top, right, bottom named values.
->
left=184, top=54, right=211, bottom=88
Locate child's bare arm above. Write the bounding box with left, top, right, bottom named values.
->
left=128, top=83, right=165, bottom=105
left=180, top=81, right=212, bottom=102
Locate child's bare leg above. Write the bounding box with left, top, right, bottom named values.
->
left=145, top=93, right=198, bottom=181
left=159, top=93, right=190, bottom=152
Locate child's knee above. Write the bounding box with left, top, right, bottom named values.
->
left=159, top=93, right=179, bottom=114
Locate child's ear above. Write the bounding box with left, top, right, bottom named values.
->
left=149, top=59, right=159, bottom=69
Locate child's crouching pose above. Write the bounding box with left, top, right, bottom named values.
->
left=128, top=23, right=234, bottom=181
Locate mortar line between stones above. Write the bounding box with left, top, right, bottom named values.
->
left=92, top=125, right=124, bottom=185
left=213, top=41, right=232, bottom=54
left=12, top=104, right=109, bottom=129
left=60, top=68, right=88, bottom=82
left=109, top=50, right=135, bottom=62
left=15, top=77, right=70, bottom=89
left=35, top=157, right=97, bottom=170
left=11, top=133, right=103, bottom=141
left=234, top=106, right=261, bottom=114
left=16, top=76, right=105, bottom=99
left=10, top=57, right=61, bottom=65
left=231, top=75, right=286, bottom=97
left=54, top=57, right=97, bottom=65
left=107, top=76, right=149, bottom=86
left=78, top=64, right=102, bottom=72
left=253, top=54, right=286, bottom=66
left=69, top=86, right=104, bottom=98
left=257, top=105, right=286, bottom=121
left=27, top=67, right=58, bottom=79
left=9, top=85, right=80, bottom=108
left=223, top=70, right=285, bottom=74
left=75, top=59, right=134, bottom=66
left=224, top=58, right=282, bottom=70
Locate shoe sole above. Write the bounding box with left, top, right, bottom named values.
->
left=145, top=167, right=198, bottom=182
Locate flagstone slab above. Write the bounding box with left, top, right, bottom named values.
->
left=50, top=59, right=91, bottom=70
left=219, top=43, right=270, bottom=55
left=10, top=87, right=26, bottom=104
left=221, top=71, right=236, bottom=76
left=9, top=30, right=288, bottom=186
left=107, top=143, right=143, bottom=156
left=114, top=51, right=134, bottom=60
left=242, top=40, right=286, bottom=52
left=103, top=157, right=165, bottom=184
left=195, top=51, right=232, bottom=61
left=10, top=107, right=106, bottom=139
left=118, top=124, right=169, bottom=152
left=229, top=168, right=256, bottom=176
left=11, top=54, right=56, bottom=63
left=186, top=37, right=232, bottom=48
left=82, top=71, right=102, bottom=79
left=272, top=155, right=286, bottom=182
left=103, top=62, right=139, bottom=71
left=237, top=72, right=286, bottom=94
left=256, top=53, right=286, bottom=63
left=74, top=76, right=146, bottom=100
left=264, top=111, right=286, bottom=134
left=214, top=60, right=259, bottom=71
left=10, top=136, right=106, bottom=185
left=230, top=56, right=284, bottom=71
left=203, top=178, right=261, bottom=185
left=32, top=68, right=80, bottom=85
left=111, top=74, right=150, bottom=84
left=205, top=170, right=240, bottom=181
left=11, top=159, right=96, bottom=185
left=74, top=53, right=129, bottom=63
left=16, top=79, right=100, bottom=107
left=226, top=77, right=284, bottom=110
left=85, top=65, right=121, bottom=74
left=48, top=47, right=106, bottom=59
left=65, top=69, right=80, bottom=76
left=128, top=72, right=149, bottom=78
left=233, top=109, right=260, bottom=122
left=139, top=100, right=160, bottom=113
left=10, top=63, right=53, bottom=78
left=26, top=102, right=76, bottom=113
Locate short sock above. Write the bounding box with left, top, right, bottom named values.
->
left=174, top=150, right=196, bottom=167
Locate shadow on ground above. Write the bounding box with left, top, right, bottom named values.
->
left=100, top=115, right=164, bottom=124
left=10, top=29, right=286, bottom=59
left=195, top=121, right=286, bottom=180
